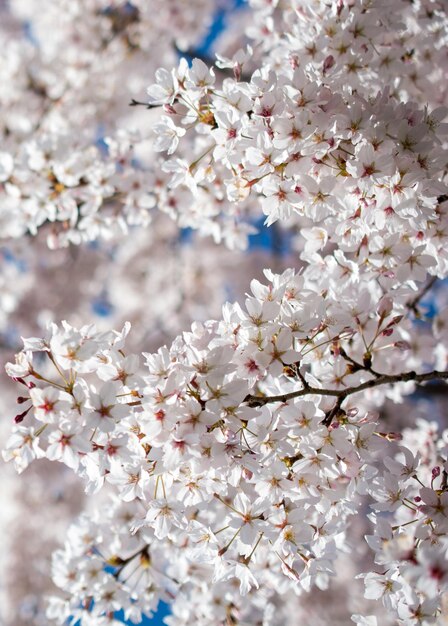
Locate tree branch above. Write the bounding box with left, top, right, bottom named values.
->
left=406, top=276, right=438, bottom=317
left=322, top=396, right=344, bottom=427
left=245, top=369, right=448, bottom=407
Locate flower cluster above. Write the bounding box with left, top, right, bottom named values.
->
left=145, top=0, right=448, bottom=253
left=0, top=0, right=216, bottom=247
left=5, top=264, right=448, bottom=624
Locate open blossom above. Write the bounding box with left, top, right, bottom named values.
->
left=29, top=386, right=72, bottom=423
left=185, top=58, right=215, bottom=90
left=87, top=382, right=129, bottom=433
left=147, top=68, right=181, bottom=105
left=153, top=117, right=187, bottom=155
left=46, top=424, right=90, bottom=471
left=3, top=427, right=44, bottom=473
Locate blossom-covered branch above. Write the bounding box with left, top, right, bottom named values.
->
left=246, top=369, right=448, bottom=407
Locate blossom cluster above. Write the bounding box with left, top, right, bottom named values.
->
left=0, top=0, right=216, bottom=247
left=365, top=419, right=448, bottom=624
left=145, top=0, right=448, bottom=253
left=3, top=0, right=447, bottom=251
left=5, top=262, right=448, bottom=623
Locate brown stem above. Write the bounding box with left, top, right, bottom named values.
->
left=339, top=347, right=381, bottom=378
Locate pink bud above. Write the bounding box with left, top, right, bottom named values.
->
left=289, top=54, right=299, bottom=70
left=323, top=55, right=335, bottom=75
left=432, top=466, right=441, bottom=479
left=233, top=63, right=242, bottom=82
left=11, top=377, right=26, bottom=385
left=394, top=341, right=411, bottom=351
left=386, top=315, right=403, bottom=328
left=163, top=104, right=177, bottom=115
left=378, top=431, right=402, bottom=441
left=381, top=328, right=394, bottom=337
left=377, top=296, right=393, bottom=318
left=14, top=406, right=31, bottom=423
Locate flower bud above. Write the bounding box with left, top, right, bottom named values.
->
left=377, top=296, right=393, bottom=318
left=394, top=341, right=411, bottom=351
left=323, top=55, right=335, bottom=75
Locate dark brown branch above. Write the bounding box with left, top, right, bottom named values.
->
left=129, top=98, right=165, bottom=109
left=413, top=382, right=448, bottom=396
left=295, top=367, right=310, bottom=389
left=245, top=369, right=448, bottom=407
left=322, top=396, right=344, bottom=427
left=283, top=361, right=310, bottom=389
left=406, top=276, right=438, bottom=317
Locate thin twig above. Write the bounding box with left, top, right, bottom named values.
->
left=339, top=347, right=381, bottom=378
left=322, top=396, right=344, bottom=427
left=406, top=276, right=438, bottom=317
left=129, top=98, right=166, bottom=109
